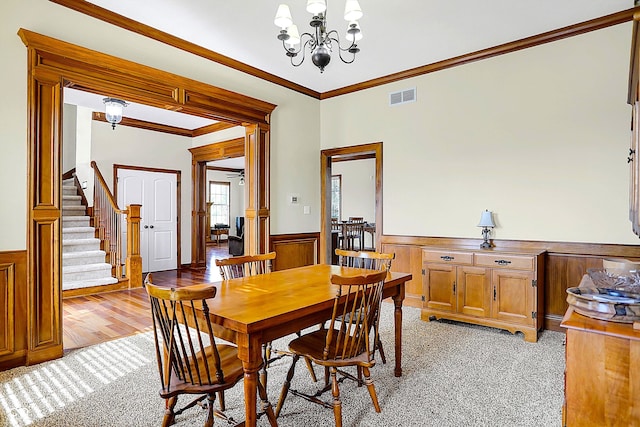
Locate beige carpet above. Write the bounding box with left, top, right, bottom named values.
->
left=0, top=304, right=565, bottom=426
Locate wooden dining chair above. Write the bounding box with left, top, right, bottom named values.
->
left=342, top=219, right=365, bottom=250
left=335, top=249, right=394, bottom=365
left=215, top=252, right=317, bottom=387
left=275, top=270, right=388, bottom=426
left=144, top=274, right=276, bottom=427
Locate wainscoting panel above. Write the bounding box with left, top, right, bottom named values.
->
left=380, top=235, right=640, bottom=332
left=0, top=250, right=27, bottom=370
left=270, top=233, right=319, bottom=271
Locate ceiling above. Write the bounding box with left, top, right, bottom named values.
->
left=84, top=0, right=633, bottom=94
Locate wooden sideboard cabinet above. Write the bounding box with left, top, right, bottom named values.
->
left=561, top=306, right=640, bottom=426
left=421, top=247, right=545, bottom=342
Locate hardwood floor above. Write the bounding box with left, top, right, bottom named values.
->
left=63, top=242, right=231, bottom=351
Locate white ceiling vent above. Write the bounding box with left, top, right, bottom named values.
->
left=389, top=88, right=416, bottom=106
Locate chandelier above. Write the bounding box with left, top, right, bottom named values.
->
left=274, top=0, right=363, bottom=73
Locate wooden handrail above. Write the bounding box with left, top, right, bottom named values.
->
left=90, top=161, right=125, bottom=214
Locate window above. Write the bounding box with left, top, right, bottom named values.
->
left=209, top=181, right=230, bottom=226
left=331, top=175, right=341, bottom=220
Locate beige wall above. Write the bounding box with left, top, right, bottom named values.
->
left=321, top=23, right=636, bottom=245
left=332, top=159, right=375, bottom=223
left=0, top=0, right=320, bottom=251
left=1, top=0, right=638, bottom=252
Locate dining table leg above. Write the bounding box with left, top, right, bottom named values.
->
left=392, top=284, right=405, bottom=377
left=239, top=334, right=278, bottom=427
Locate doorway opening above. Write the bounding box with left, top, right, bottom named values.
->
left=320, top=143, right=383, bottom=264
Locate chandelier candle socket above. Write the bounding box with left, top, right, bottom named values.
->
left=103, top=97, right=128, bottom=130
left=477, top=210, right=496, bottom=249
left=274, top=0, right=363, bottom=72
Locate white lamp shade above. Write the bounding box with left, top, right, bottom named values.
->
left=344, top=0, right=363, bottom=21
left=346, top=21, right=362, bottom=42
left=285, top=24, right=301, bottom=48
left=274, top=4, right=293, bottom=28
left=306, top=0, right=326, bottom=14
left=477, top=210, right=496, bottom=228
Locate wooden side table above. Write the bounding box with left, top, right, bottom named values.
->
left=561, top=275, right=640, bottom=426
left=211, top=227, right=229, bottom=245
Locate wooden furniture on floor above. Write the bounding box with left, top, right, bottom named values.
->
left=421, top=247, right=545, bottom=342
left=275, top=270, right=389, bottom=426
left=335, top=249, right=395, bottom=364
left=363, top=223, right=376, bottom=250
left=342, top=220, right=365, bottom=250
left=145, top=276, right=277, bottom=427
left=561, top=274, right=640, bottom=426
left=211, top=226, right=230, bottom=245
left=192, top=264, right=411, bottom=427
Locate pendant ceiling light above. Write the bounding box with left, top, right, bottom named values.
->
left=274, top=0, right=363, bottom=73
left=103, top=98, right=128, bottom=130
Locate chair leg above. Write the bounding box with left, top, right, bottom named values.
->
left=330, top=367, right=343, bottom=427
left=303, top=356, right=317, bottom=382
left=257, top=376, right=278, bottom=427
left=162, top=396, right=177, bottom=427
left=204, top=394, right=215, bottom=427
left=376, top=338, right=386, bottom=364
left=217, top=391, right=225, bottom=411
left=260, top=343, right=269, bottom=390
left=362, top=366, right=381, bottom=413
left=275, top=354, right=299, bottom=418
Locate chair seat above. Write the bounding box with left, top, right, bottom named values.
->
left=161, top=344, right=245, bottom=398
left=288, top=329, right=374, bottom=369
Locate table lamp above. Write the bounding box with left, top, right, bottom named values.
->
left=477, top=210, right=495, bottom=249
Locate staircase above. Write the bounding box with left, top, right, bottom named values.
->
left=62, top=178, right=118, bottom=291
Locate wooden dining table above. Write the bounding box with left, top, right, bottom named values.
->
left=200, top=263, right=412, bottom=427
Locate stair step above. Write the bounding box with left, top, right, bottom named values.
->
left=62, top=227, right=96, bottom=240
left=62, top=238, right=101, bottom=252
left=62, top=195, right=82, bottom=205
left=63, top=262, right=114, bottom=281
left=62, top=215, right=90, bottom=226
left=62, top=206, right=87, bottom=215
left=63, top=186, right=77, bottom=196
left=63, top=276, right=119, bottom=291
left=62, top=250, right=108, bottom=266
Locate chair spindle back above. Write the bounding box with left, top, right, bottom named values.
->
left=215, top=252, right=276, bottom=280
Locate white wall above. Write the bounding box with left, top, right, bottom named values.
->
left=332, top=159, right=375, bottom=223
left=321, top=23, right=637, bottom=245
left=1, top=0, right=320, bottom=252
left=62, top=104, right=77, bottom=174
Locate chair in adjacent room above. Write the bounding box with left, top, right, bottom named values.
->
left=275, top=270, right=388, bottom=426
left=342, top=219, right=365, bottom=250
left=215, top=252, right=317, bottom=387
left=144, top=274, right=276, bottom=427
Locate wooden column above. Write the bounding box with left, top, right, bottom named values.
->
left=245, top=124, right=270, bottom=255
left=26, top=56, right=63, bottom=365
left=125, top=204, right=143, bottom=288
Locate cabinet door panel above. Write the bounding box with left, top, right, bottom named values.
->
left=424, top=264, right=456, bottom=312
left=457, top=266, right=490, bottom=318
left=491, top=270, right=535, bottom=326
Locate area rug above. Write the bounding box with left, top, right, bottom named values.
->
left=0, top=305, right=565, bottom=426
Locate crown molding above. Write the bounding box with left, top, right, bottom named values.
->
left=50, top=1, right=636, bottom=100
left=92, top=112, right=237, bottom=137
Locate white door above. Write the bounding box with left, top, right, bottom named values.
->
left=118, top=169, right=178, bottom=273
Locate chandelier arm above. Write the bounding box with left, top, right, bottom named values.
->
left=290, top=38, right=313, bottom=67
left=325, top=34, right=357, bottom=64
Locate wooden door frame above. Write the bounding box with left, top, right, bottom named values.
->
left=114, top=164, right=182, bottom=272
left=320, top=143, right=383, bottom=264
left=19, top=28, right=274, bottom=365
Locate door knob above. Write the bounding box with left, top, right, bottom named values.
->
left=150, top=225, right=154, bottom=229
left=144, top=225, right=149, bottom=229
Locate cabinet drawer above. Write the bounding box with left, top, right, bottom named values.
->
left=474, top=253, right=534, bottom=271
left=422, top=250, right=473, bottom=265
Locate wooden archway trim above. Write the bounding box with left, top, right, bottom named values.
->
left=18, top=28, right=274, bottom=365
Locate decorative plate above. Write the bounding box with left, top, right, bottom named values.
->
left=566, top=286, right=640, bottom=323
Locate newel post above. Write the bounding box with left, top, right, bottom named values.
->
left=126, top=204, right=143, bottom=288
